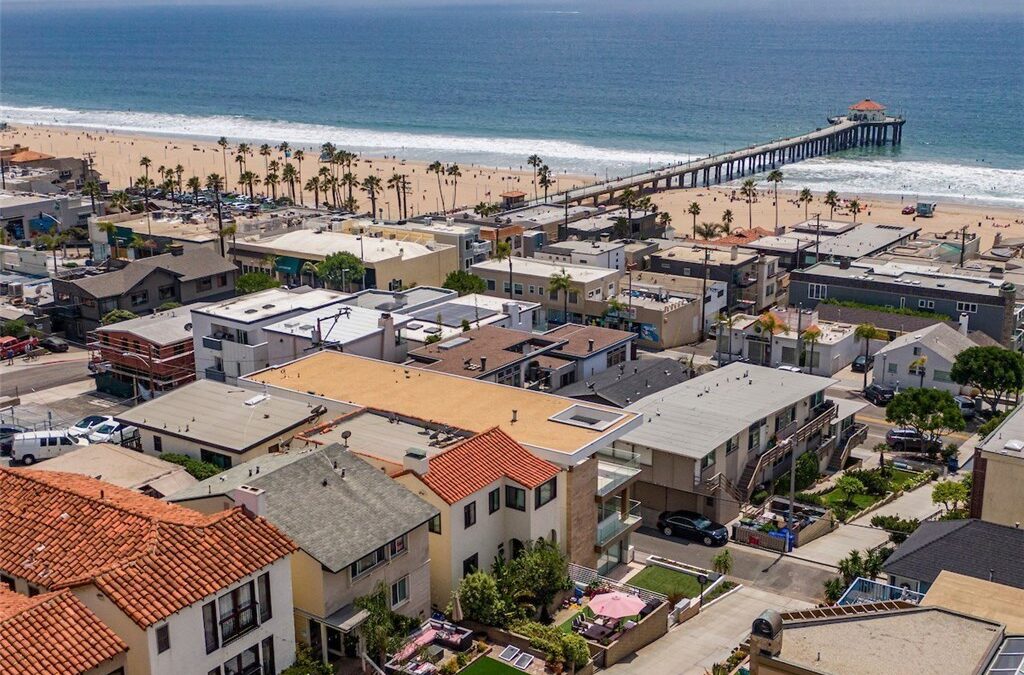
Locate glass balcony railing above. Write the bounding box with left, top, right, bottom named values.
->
left=202, top=336, right=223, bottom=351
left=837, top=577, right=923, bottom=606
left=596, top=500, right=642, bottom=546
left=205, top=367, right=226, bottom=382
left=597, top=458, right=642, bottom=498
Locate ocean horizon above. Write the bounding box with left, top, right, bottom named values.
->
left=2, top=4, right=1022, bottom=206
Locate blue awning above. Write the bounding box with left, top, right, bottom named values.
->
left=275, top=256, right=302, bottom=275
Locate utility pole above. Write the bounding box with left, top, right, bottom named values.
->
left=812, top=212, right=822, bottom=266
left=959, top=225, right=968, bottom=268
left=699, top=247, right=710, bottom=342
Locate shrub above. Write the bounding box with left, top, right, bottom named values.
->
left=512, top=621, right=589, bottom=668
left=455, top=651, right=470, bottom=668
left=844, top=469, right=888, bottom=496
left=281, top=646, right=333, bottom=675
left=0, top=320, right=26, bottom=337
left=869, top=514, right=920, bottom=544
left=561, top=633, right=591, bottom=669
left=750, top=489, right=769, bottom=506
left=438, top=660, right=458, bottom=675
left=161, top=453, right=224, bottom=480
left=979, top=410, right=1012, bottom=438
left=101, top=309, right=138, bottom=325
left=63, top=261, right=79, bottom=268
left=794, top=491, right=823, bottom=506
left=454, top=571, right=504, bottom=626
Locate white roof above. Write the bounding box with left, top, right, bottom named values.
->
left=623, top=363, right=837, bottom=459
left=238, top=229, right=449, bottom=263
left=263, top=304, right=413, bottom=344
left=193, top=287, right=347, bottom=322
left=95, top=303, right=208, bottom=345
left=874, top=322, right=976, bottom=364
left=545, top=240, right=626, bottom=254
left=472, top=257, right=621, bottom=283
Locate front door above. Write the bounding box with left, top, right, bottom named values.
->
left=326, top=627, right=344, bottom=663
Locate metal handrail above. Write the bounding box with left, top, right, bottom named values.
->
left=742, top=404, right=837, bottom=496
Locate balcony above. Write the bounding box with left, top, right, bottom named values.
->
left=596, top=449, right=643, bottom=499
left=596, top=499, right=642, bottom=548
left=205, top=367, right=226, bottom=382
left=837, top=577, right=923, bottom=606
left=202, top=335, right=223, bottom=351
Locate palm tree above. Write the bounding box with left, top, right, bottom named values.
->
left=340, top=173, right=359, bottom=210
left=799, top=187, right=813, bottom=219
left=263, top=172, right=280, bottom=200
left=694, top=221, right=722, bottom=240
left=527, top=154, right=543, bottom=200
left=139, top=156, right=152, bottom=212
left=186, top=176, right=201, bottom=205
left=848, top=198, right=862, bottom=223
left=301, top=260, right=319, bottom=288
left=217, top=136, right=229, bottom=180
left=721, top=209, right=734, bottom=233
left=128, top=233, right=154, bottom=258
left=802, top=325, right=821, bottom=374
left=537, top=165, right=553, bottom=202
left=174, top=164, right=184, bottom=197
left=218, top=223, right=236, bottom=259
left=260, top=144, right=272, bottom=175
left=863, top=549, right=886, bottom=580
left=281, top=163, right=298, bottom=202
left=237, top=143, right=250, bottom=171
left=447, top=163, right=462, bottom=209
left=824, top=190, right=839, bottom=219
left=618, top=187, right=638, bottom=235
left=342, top=195, right=359, bottom=212
left=766, top=169, right=783, bottom=229
left=387, top=173, right=404, bottom=219
left=39, top=232, right=68, bottom=271
left=205, top=172, right=224, bottom=193
left=755, top=311, right=790, bottom=337
left=97, top=220, right=118, bottom=260
left=268, top=159, right=280, bottom=176
left=687, top=201, right=701, bottom=238
left=109, top=191, right=131, bottom=213
left=293, top=149, right=305, bottom=204
left=82, top=180, right=101, bottom=214
left=711, top=549, right=733, bottom=576
left=658, top=212, right=672, bottom=230
left=239, top=171, right=257, bottom=201
left=277, top=141, right=290, bottom=157
left=715, top=311, right=735, bottom=363
left=854, top=323, right=881, bottom=390
left=428, top=161, right=446, bottom=213
left=605, top=296, right=628, bottom=330
left=494, top=240, right=514, bottom=300
left=304, top=177, right=320, bottom=209
left=234, top=153, right=246, bottom=182
left=549, top=269, right=574, bottom=325
left=362, top=175, right=383, bottom=219
left=740, top=179, right=757, bottom=229
left=317, top=166, right=333, bottom=206
left=910, top=355, right=928, bottom=388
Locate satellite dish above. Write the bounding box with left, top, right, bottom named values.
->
left=184, top=322, right=192, bottom=331
left=341, top=430, right=352, bottom=440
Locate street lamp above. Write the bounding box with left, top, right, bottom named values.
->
left=120, top=351, right=155, bottom=400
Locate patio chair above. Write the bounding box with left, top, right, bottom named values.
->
left=514, top=653, right=535, bottom=670
left=498, top=645, right=520, bottom=662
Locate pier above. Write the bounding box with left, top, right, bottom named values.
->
left=538, top=99, right=905, bottom=207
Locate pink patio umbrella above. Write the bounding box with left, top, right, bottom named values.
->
left=587, top=591, right=646, bottom=620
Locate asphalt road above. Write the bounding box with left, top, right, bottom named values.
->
left=0, top=359, right=91, bottom=398
left=634, top=529, right=835, bottom=603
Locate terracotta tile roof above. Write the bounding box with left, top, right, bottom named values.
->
left=419, top=427, right=560, bottom=504
left=0, top=587, right=127, bottom=675
left=0, top=468, right=296, bottom=628
left=7, top=150, right=55, bottom=163
left=714, top=227, right=775, bottom=245
left=849, top=99, right=886, bottom=111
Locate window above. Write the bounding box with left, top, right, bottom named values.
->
left=528, top=285, right=535, bottom=294
left=506, top=485, right=526, bottom=511
left=888, top=363, right=898, bottom=374
left=153, top=435, right=162, bottom=453
left=156, top=625, right=170, bottom=653
left=203, top=601, right=220, bottom=653
left=388, top=534, right=407, bottom=558
left=488, top=488, right=501, bottom=514
left=209, top=669, right=221, bottom=675
left=606, top=345, right=627, bottom=368
left=201, top=449, right=232, bottom=470
left=549, top=289, right=558, bottom=301
left=917, top=299, right=935, bottom=309
left=391, top=576, right=409, bottom=608
left=701, top=450, right=716, bottom=470
left=218, top=580, right=257, bottom=644
left=513, top=283, right=523, bottom=296
left=197, top=277, right=213, bottom=292
left=223, top=644, right=259, bottom=675
left=261, top=637, right=275, bottom=675
left=487, top=279, right=496, bottom=291
left=808, top=283, right=828, bottom=300
left=0, top=575, right=13, bottom=591
left=464, top=501, right=477, bottom=528
left=912, top=346, right=921, bottom=356
left=934, top=370, right=952, bottom=382
left=428, top=514, right=441, bottom=534
left=956, top=301, right=978, bottom=314
left=217, top=273, right=228, bottom=288
left=568, top=292, right=578, bottom=304
left=352, top=547, right=387, bottom=578
left=462, top=554, right=479, bottom=577
left=503, top=281, right=511, bottom=294
left=158, top=285, right=175, bottom=300
left=257, top=572, right=272, bottom=623
left=725, top=435, right=738, bottom=455
left=909, top=363, right=926, bottom=376
left=535, top=478, right=557, bottom=509
left=130, top=290, right=149, bottom=307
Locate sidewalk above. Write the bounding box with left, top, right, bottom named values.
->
left=1, top=349, right=91, bottom=373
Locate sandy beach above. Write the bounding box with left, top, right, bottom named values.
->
left=3, top=124, right=1021, bottom=248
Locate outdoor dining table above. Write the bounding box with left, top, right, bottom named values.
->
left=582, top=623, right=614, bottom=640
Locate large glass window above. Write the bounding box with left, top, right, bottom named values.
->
left=506, top=486, right=526, bottom=511
left=203, top=601, right=219, bottom=653
left=201, top=449, right=232, bottom=470
left=391, top=576, right=409, bottom=608
left=488, top=488, right=501, bottom=514
left=351, top=547, right=387, bottom=578
left=257, top=573, right=271, bottom=624
left=261, top=637, right=275, bottom=675
left=535, top=478, right=557, bottom=509
left=428, top=514, right=441, bottom=534
left=218, top=581, right=257, bottom=644
left=223, top=644, right=259, bottom=675
left=464, top=501, right=477, bottom=528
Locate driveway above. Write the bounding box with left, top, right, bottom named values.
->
left=603, top=586, right=812, bottom=675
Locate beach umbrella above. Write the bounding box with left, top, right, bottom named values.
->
left=587, top=591, right=646, bottom=620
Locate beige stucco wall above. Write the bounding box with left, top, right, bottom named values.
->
left=372, top=247, right=459, bottom=289
left=73, top=582, right=150, bottom=675
left=137, top=425, right=309, bottom=469
left=979, top=451, right=1024, bottom=527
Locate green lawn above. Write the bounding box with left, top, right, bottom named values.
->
left=458, top=656, right=524, bottom=675
left=628, top=565, right=702, bottom=598
left=819, top=487, right=879, bottom=510
left=886, top=469, right=920, bottom=492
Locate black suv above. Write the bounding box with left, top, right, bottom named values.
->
left=864, top=383, right=896, bottom=406
left=656, top=510, right=728, bottom=546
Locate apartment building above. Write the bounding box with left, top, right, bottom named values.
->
left=89, top=210, right=221, bottom=259
left=170, top=446, right=437, bottom=670
left=565, top=208, right=663, bottom=242
left=971, top=405, right=1024, bottom=527
left=192, top=287, right=346, bottom=383
left=399, top=294, right=539, bottom=346
left=263, top=304, right=411, bottom=365
left=341, top=216, right=492, bottom=271
left=51, top=247, right=238, bottom=342
left=1, top=190, right=93, bottom=243
left=0, top=468, right=297, bottom=675
left=871, top=322, right=978, bottom=392
left=742, top=219, right=921, bottom=269
left=613, top=364, right=863, bottom=524
left=648, top=244, right=783, bottom=313
left=243, top=352, right=642, bottom=573
left=92, top=303, right=206, bottom=398
left=536, top=239, right=627, bottom=271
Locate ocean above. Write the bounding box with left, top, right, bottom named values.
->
left=2, top=3, right=1023, bottom=206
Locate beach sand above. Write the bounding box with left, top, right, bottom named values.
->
left=4, top=124, right=1021, bottom=248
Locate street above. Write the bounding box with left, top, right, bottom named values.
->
left=0, top=357, right=91, bottom=398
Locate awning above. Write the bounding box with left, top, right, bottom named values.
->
left=324, top=604, right=369, bottom=633
left=275, top=256, right=302, bottom=275
left=828, top=395, right=868, bottom=423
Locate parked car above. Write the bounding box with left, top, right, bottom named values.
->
left=0, top=424, right=27, bottom=455
left=777, top=365, right=802, bottom=373
left=68, top=415, right=110, bottom=439
left=953, top=395, right=977, bottom=420
left=852, top=354, right=874, bottom=372
left=10, top=430, right=78, bottom=465
left=864, top=383, right=896, bottom=406
left=85, top=420, right=139, bottom=444
left=38, top=337, right=69, bottom=353
left=902, top=206, right=916, bottom=215
left=656, top=510, right=729, bottom=546
left=886, top=427, right=940, bottom=453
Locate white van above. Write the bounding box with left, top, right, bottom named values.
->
left=11, top=430, right=78, bottom=465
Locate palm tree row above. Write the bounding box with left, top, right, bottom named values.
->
left=427, top=161, right=463, bottom=214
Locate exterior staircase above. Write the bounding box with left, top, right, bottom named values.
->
left=828, top=422, right=869, bottom=472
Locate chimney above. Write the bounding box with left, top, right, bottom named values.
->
left=232, top=484, right=267, bottom=517
left=403, top=448, right=429, bottom=476
left=749, top=610, right=784, bottom=661
left=959, top=312, right=969, bottom=335
left=839, top=258, right=852, bottom=269
left=503, top=301, right=522, bottom=330
left=167, top=243, right=184, bottom=256
left=587, top=338, right=595, bottom=353
left=730, top=245, right=738, bottom=261
left=480, top=356, right=488, bottom=371
left=378, top=312, right=396, bottom=361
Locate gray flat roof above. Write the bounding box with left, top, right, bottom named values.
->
left=978, top=405, right=1024, bottom=459
left=623, top=363, right=836, bottom=458
left=194, top=287, right=346, bottom=323
left=95, top=303, right=208, bottom=345
left=116, top=379, right=348, bottom=453
left=797, top=261, right=1008, bottom=297
left=342, top=286, right=454, bottom=313
left=263, top=304, right=412, bottom=344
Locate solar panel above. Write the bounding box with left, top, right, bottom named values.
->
left=411, top=303, right=498, bottom=327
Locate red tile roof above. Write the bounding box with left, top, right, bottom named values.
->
left=0, top=587, right=127, bottom=675
left=849, top=99, right=885, bottom=111
left=419, top=427, right=560, bottom=504
left=7, top=150, right=55, bottom=163
left=0, top=468, right=296, bottom=628
left=714, top=227, right=775, bottom=245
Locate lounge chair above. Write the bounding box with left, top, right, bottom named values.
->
left=514, top=653, right=535, bottom=670
left=499, top=645, right=520, bottom=662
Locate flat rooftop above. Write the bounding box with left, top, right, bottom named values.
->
left=343, top=286, right=454, bottom=313
left=654, top=244, right=758, bottom=265
left=402, top=295, right=538, bottom=343
left=237, top=229, right=450, bottom=262
left=922, top=571, right=1024, bottom=634
left=732, top=309, right=857, bottom=345
left=95, top=303, right=208, bottom=345
left=106, top=214, right=220, bottom=242
left=245, top=352, right=641, bottom=461
left=542, top=323, right=635, bottom=357
left=775, top=607, right=1003, bottom=675
left=263, top=304, right=412, bottom=344
left=472, top=257, right=621, bottom=283
left=194, top=287, right=346, bottom=323
left=0, top=191, right=57, bottom=209
left=501, top=204, right=595, bottom=226
left=542, top=240, right=626, bottom=255
left=32, top=442, right=197, bottom=496
left=977, top=405, right=1024, bottom=459
left=798, top=261, right=1008, bottom=297
left=117, top=379, right=350, bottom=453
left=568, top=208, right=654, bottom=233
left=624, top=363, right=837, bottom=458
